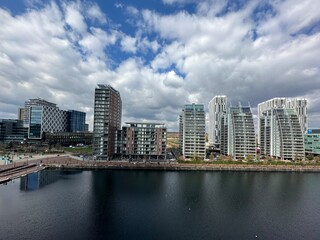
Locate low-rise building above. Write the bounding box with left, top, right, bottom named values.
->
left=115, top=122, right=167, bottom=160
left=45, top=132, right=93, bottom=147
left=305, top=129, right=320, bottom=156
left=0, top=119, right=28, bottom=143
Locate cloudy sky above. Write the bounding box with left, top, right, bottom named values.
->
left=0, top=0, right=319, bottom=131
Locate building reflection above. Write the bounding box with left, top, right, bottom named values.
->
left=20, top=169, right=82, bottom=191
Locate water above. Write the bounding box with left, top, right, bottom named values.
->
left=1, top=169, right=320, bottom=240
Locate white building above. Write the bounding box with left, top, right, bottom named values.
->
left=260, top=108, right=305, bottom=160
left=220, top=105, right=256, bottom=160
left=179, top=104, right=206, bottom=160
left=258, top=98, right=308, bottom=144
left=208, top=96, right=227, bottom=149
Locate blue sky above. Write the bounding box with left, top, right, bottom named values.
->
left=0, top=0, right=319, bottom=131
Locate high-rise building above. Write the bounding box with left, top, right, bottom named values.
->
left=208, top=95, right=227, bottom=149
left=220, top=105, right=256, bottom=160
left=93, top=85, right=122, bottom=160
left=84, top=124, right=89, bottom=132
left=67, top=110, right=86, bottom=132
left=18, top=108, right=25, bottom=121
left=115, top=122, right=167, bottom=159
left=260, top=108, right=305, bottom=160
left=179, top=104, right=206, bottom=159
left=258, top=98, right=308, bottom=144
left=305, top=129, right=320, bottom=156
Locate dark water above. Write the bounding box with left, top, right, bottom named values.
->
left=1, top=170, right=320, bottom=240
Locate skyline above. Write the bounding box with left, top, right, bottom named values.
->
left=0, top=0, right=319, bottom=131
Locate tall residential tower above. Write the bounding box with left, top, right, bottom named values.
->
left=258, top=98, right=308, bottom=144
left=208, top=95, right=227, bottom=149
left=220, top=105, right=256, bottom=160
left=93, top=85, right=122, bottom=160
left=179, top=104, right=206, bottom=160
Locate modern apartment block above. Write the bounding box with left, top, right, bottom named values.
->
left=208, top=95, right=227, bottom=149
left=220, top=105, right=256, bottom=160
left=93, top=84, right=122, bottom=160
left=305, top=129, right=320, bottom=156
left=115, top=122, right=167, bottom=159
left=28, top=103, right=68, bottom=139
left=258, top=98, right=308, bottom=144
left=260, top=108, right=305, bottom=160
left=179, top=104, right=206, bottom=159
left=67, top=110, right=86, bottom=132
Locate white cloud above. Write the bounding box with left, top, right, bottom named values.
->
left=120, top=35, right=137, bottom=53
left=63, top=2, right=87, bottom=34
left=0, top=0, right=319, bottom=131
left=86, top=3, right=107, bottom=24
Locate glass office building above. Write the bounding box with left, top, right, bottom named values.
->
left=29, top=106, right=42, bottom=139
left=0, top=119, right=28, bottom=143
left=305, top=129, right=320, bottom=156
left=67, top=110, right=86, bottom=132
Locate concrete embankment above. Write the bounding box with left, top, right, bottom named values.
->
left=43, top=157, right=320, bottom=173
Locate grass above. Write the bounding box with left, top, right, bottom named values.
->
left=63, top=146, right=92, bottom=154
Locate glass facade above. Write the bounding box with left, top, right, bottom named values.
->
left=28, top=106, right=42, bottom=139
left=305, top=129, right=320, bottom=155
left=67, top=110, right=86, bottom=132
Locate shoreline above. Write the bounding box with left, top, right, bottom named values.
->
left=2, top=156, right=320, bottom=184
left=44, top=157, right=320, bottom=173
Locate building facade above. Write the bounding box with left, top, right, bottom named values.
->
left=305, top=129, right=320, bottom=156
left=260, top=108, right=305, bottom=160
left=179, top=104, right=206, bottom=159
left=115, top=122, right=167, bottom=159
left=208, top=95, right=227, bottom=149
left=28, top=105, right=67, bottom=139
left=67, top=110, right=86, bottom=132
left=23, top=98, right=57, bottom=128
left=220, top=105, right=256, bottom=160
left=45, top=132, right=93, bottom=147
left=93, top=85, right=122, bottom=160
left=258, top=98, right=308, bottom=144
left=0, top=119, right=28, bottom=143
left=18, top=108, right=25, bottom=121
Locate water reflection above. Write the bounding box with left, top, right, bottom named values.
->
left=20, top=169, right=82, bottom=191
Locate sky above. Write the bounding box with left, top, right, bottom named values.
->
left=0, top=0, right=319, bottom=131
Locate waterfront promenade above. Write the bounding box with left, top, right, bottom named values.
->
left=2, top=156, right=320, bottom=184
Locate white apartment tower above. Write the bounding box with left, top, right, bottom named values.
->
left=179, top=104, right=206, bottom=160
left=220, top=105, right=256, bottom=160
left=208, top=96, right=227, bottom=149
left=258, top=98, right=308, bottom=144
left=260, top=108, right=305, bottom=160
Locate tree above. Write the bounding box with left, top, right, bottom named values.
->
left=246, top=154, right=254, bottom=162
